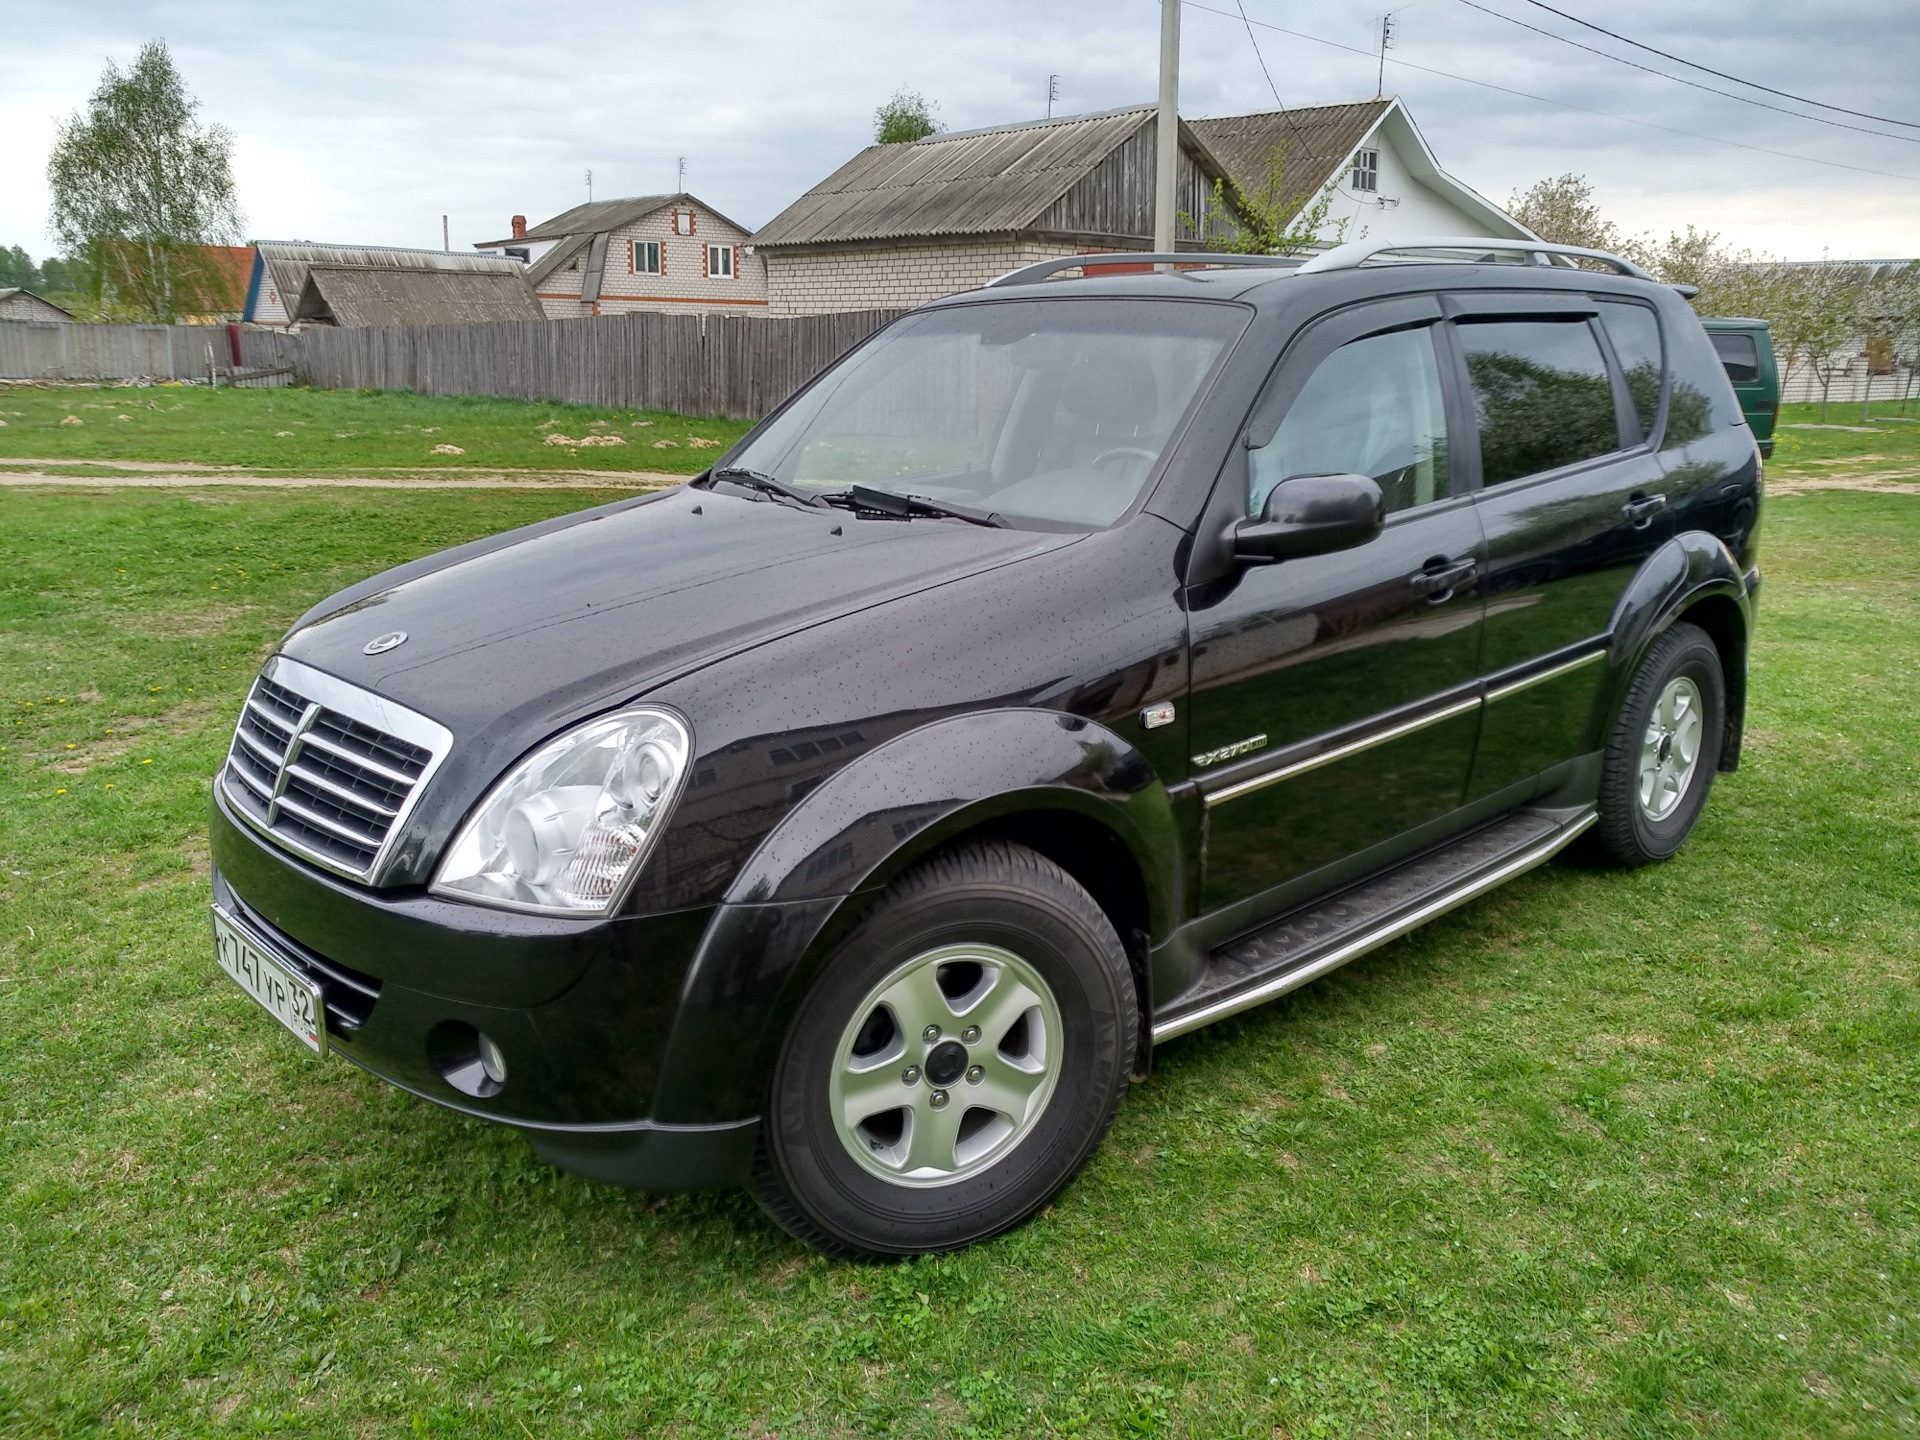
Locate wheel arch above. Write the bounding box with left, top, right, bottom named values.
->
left=645, top=709, right=1180, bottom=1125
left=1598, top=530, right=1752, bottom=770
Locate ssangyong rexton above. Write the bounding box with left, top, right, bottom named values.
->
left=210, top=239, right=1761, bottom=1257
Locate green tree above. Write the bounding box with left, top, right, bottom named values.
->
left=46, top=40, right=242, bottom=322
left=1185, top=142, right=1346, bottom=256
left=875, top=88, right=941, bottom=145
left=0, top=245, right=40, bottom=289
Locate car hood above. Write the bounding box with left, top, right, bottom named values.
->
left=280, top=485, right=1078, bottom=745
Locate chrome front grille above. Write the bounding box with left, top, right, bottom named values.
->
left=222, top=655, right=452, bottom=882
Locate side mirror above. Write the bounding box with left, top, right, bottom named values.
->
left=1232, top=472, right=1385, bottom=563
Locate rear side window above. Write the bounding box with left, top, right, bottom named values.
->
left=1710, top=331, right=1761, bottom=383
left=1597, top=301, right=1663, bottom=442
left=1456, top=319, right=1620, bottom=486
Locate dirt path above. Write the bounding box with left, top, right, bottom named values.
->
left=0, top=457, right=685, bottom=489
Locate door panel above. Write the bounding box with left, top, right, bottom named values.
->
left=1188, top=312, right=1486, bottom=914
left=1456, top=310, right=1670, bottom=799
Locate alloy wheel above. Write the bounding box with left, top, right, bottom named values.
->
left=1637, top=675, right=1704, bottom=821
left=827, top=943, right=1062, bottom=1188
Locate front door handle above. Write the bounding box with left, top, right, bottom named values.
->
left=1622, top=492, right=1668, bottom=529
left=1410, top=557, right=1477, bottom=600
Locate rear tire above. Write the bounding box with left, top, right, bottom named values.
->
left=750, top=840, right=1136, bottom=1259
left=1595, top=622, right=1725, bottom=867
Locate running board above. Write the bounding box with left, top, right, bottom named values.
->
left=1153, top=806, right=1597, bottom=1042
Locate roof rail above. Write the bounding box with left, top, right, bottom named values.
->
left=1295, top=236, right=1656, bottom=281
left=987, top=252, right=1304, bottom=287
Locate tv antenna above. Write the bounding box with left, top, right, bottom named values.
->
left=585, top=168, right=594, bottom=202
left=1376, top=13, right=1396, bottom=99
left=678, top=156, right=687, bottom=191
left=1046, top=73, right=1061, bottom=119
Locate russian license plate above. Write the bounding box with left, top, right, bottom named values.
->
left=212, top=905, right=325, bottom=1054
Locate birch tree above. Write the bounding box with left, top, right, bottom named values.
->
left=46, top=41, right=242, bottom=322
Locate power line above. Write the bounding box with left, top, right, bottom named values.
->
left=1457, top=0, right=1919, bottom=144
left=1518, top=0, right=1920, bottom=131
left=1233, top=0, right=1287, bottom=110
left=1182, top=1, right=1920, bottom=185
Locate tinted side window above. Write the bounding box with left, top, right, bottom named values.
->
left=1457, top=319, right=1620, bottom=486
left=1597, top=301, right=1663, bottom=442
left=1249, top=326, right=1449, bottom=517
left=1710, top=331, right=1761, bottom=383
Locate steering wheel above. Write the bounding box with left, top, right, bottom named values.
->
left=1091, top=446, right=1158, bottom=470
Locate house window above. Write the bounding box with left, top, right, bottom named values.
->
left=1351, top=149, right=1379, bottom=193
left=707, top=244, right=735, bottom=278
left=673, top=209, right=696, bottom=236
left=632, top=240, right=661, bottom=275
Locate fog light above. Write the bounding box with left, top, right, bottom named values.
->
left=427, top=1020, right=508, bottom=1099
left=478, top=1032, right=508, bottom=1086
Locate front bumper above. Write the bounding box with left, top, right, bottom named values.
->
left=209, top=785, right=756, bottom=1189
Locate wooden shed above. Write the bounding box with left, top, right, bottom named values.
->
left=245, top=243, right=539, bottom=328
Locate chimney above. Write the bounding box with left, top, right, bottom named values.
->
left=511, top=215, right=527, bottom=240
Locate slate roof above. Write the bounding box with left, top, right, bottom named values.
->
left=255, top=242, right=531, bottom=324
left=750, top=105, right=1229, bottom=250
left=0, top=287, right=74, bottom=321
left=290, top=264, right=544, bottom=327
left=474, top=193, right=754, bottom=291
left=1188, top=101, right=1390, bottom=215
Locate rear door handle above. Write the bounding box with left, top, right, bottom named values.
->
left=1410, top=557, right=1477, bottom=599
left=1622, top=493, right=1668, bottom=528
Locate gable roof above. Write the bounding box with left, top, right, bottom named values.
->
left=475, top=192, right=753, bottom=292
left=750, top=105, right=1235, bottom=251
left=1187, top=101, right=1389, bottom=217
left=290, top=263, right=544, bottom=327
left=0, top=287, right=74, bottom=321
left=251, top=242, right=530, bottom=323
left=1191, top=99, right=1532, bottom=240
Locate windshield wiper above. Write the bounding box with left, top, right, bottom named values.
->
left=706, top=466, right=828, bottom=510
left=819, top=484, right=1009, bottom=528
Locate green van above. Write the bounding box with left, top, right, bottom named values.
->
left=1700, top=318, right=1780, bottom=458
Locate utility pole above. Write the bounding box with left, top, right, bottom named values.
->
left=1376, top=13, right=1394, bottom=100
left=1153, top=0, right=1180, bottom=255
left=1046, top=73, right=1061, bottom=119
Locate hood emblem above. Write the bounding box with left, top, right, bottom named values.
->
left=363, top=630, right=408, bottom=656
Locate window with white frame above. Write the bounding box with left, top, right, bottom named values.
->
left=1351, top=149, right=1379, bottom=193
left=632, top=240, right=661, bottom=275
left=673, top=209, right=695, bottom=236
left=707, top=243, right=735, bottom=278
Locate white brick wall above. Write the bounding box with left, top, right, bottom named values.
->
left=763, top=241, right=1080, bottom=316
left=534, top=204, right=768, bottom=319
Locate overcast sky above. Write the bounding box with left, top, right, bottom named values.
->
left=3, top=0, right=1915, bottom=263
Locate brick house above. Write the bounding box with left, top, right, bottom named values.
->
left=751, top=98, right=1531, bottom=316
left=474, top=194, right=768, bottom=318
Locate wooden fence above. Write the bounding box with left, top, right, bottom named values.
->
left=0, top=321, right=234, bottom=383
left=238, top=309, right=906, bottom=419
left=2, top=309, right=906, bottom=419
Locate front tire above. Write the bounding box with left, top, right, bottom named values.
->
left=751, top=841, right=1137, bottom=1259
left=1595, top=621, right=1725, bottom=867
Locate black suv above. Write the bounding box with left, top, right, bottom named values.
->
left=209, top=238, right=1760, bottom=1258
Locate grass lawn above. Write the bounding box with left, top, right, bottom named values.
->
left=0, top=383, right=752, bottom=476
left=0, top=470, right=1916, bottom=1434
left=1769, top=399, right=1920, bottom=483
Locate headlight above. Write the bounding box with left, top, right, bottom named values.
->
left=430, top=708, right=690, bottom=916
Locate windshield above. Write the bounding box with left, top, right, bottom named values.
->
left=726, top=299, right=1246, bottom=528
